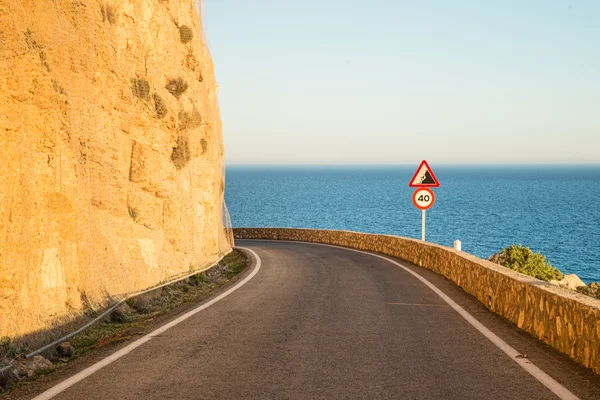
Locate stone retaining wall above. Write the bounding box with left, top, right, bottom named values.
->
left=234, top=228, right=600, bottom=374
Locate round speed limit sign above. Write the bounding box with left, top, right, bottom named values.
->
left=412, top=188, right=435, bottom=210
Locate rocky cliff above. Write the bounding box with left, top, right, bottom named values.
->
left=0, top=0, right=232, bottom=339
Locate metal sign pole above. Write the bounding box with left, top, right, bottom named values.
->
left=422, top=209, right=426, bottom=241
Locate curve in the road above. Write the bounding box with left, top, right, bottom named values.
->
left=297, top=241, right=578, bottom=400
left=22, top=241, right=600, bottom=400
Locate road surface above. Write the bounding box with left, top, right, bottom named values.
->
left=17, top=240, right=600, bottom=399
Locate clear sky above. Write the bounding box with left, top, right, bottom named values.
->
left=202, top=0, right=599, bottom=165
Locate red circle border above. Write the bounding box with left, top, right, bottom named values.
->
left=412, top=188, right=436, bottom=210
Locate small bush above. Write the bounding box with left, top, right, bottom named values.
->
left=80, top=292, right=97, bottom=316
left=127, top=296, right=149, bottom=313
left=576, top=282, right=600, bottom=299
left=188, top=273, right=205, bottom=286
left=165, top=77, right=188, bottom=98
left=489, top=245, right=563, bottom=282
left=131, top=78, right=150, bottom=99
left=152, top=93, right=168, bottom=119
left=109, top=308, right=128, bottom=323
left=0, top=336, right=28, bottom=360
left=179, top=25, right=193, bottom=43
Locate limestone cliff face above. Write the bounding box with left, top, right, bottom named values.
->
left=0, top=0, right=232, bottom=338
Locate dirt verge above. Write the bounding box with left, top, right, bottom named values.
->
left=0, top=249, right=249, bottom=395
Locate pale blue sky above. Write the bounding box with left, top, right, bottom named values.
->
left=203, top=0, right=599, bottom=165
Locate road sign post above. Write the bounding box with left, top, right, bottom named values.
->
left=409, top=161, right=439, bottom=242
left=412, top=187, right=435, bottom=241
left=422, top=210, right=426, bottom=241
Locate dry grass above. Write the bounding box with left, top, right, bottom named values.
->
left=71, top=250, right=248, bottom=354
left=165, top=77, right=188, bottom=98
left=0, top=250, right=248, bottom=392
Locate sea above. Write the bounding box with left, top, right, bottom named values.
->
left=225, top=165, right=600, bottom=283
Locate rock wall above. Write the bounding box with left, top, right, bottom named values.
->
left=0, top=0, right=232, bottom=339
left=234, top=228, right=600, bottom=374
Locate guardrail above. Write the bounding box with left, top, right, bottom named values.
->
left=233, top=227, right=600, bottom=374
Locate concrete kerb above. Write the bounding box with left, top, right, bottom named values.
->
left=233, top=227, right=600, bottom=375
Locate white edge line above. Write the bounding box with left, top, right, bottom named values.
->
left=240, top=239, right=580, bottom=400
left=32, top=247, right=261, bottom=400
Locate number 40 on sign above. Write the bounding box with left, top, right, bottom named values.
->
left=412, top=188, right=435, bottom=210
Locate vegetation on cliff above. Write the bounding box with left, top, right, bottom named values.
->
left=489, top=245, right=564, bottom=282
left=0, top=251, right=248, bottom=391
left=576, top=282, right=600, bottom=300
left=489, top=245, right=600, bottom=302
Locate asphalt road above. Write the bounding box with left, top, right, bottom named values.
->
left=21, top=240, right=600, bottom=399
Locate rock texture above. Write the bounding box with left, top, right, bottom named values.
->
left=234, top=228, right=600, bottom=374
left=0, top=0, right=232, bottom=339
left=550, top=274, right=586, bottom=291
left=10, top=355, right=53, bottom=381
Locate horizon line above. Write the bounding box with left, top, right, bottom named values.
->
left=226, top=162, right=600, bottom=167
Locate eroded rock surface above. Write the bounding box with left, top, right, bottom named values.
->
left=550, top=274, right=586, bottom=291
left=0, top=0, right=232, bottom=338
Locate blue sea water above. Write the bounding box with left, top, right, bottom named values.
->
left=225, top=165, right=600, bottom=283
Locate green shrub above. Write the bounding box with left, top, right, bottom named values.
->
left=576, top=282, right=600, bottom=299
left=0, top=336, right=28, bottom=360
left=488, top=244, right=563, bottom=282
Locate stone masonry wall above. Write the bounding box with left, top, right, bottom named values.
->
left=234, top=228, right=600, bottom=374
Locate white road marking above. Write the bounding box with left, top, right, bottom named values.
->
left=32, top=248, right=262, bottom=400
left=385, top=302, right=450, bottom=307
left=244, top=239, right=580, bottom=400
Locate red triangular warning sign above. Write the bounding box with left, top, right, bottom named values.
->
left=409, top=160, right=440, bottom=187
